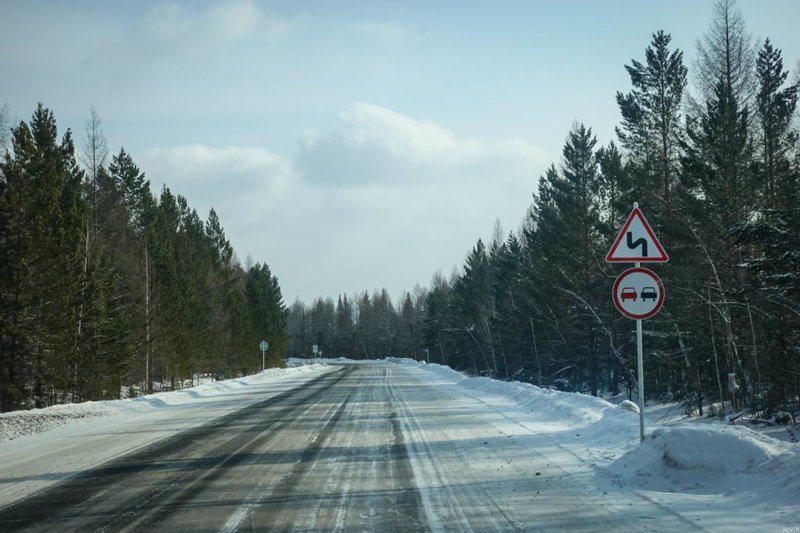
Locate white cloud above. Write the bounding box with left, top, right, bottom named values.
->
left=287, top=104, right=550, bottom=300
left=297, top=102, right=548, bottom=188
left=141, top=0, right=291, bottom=56
left=138, top=144, right=297, bottom=226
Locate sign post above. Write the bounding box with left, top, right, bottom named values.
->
left=312, top=344, right=319, bottom=361
left=607, top=203, right=668, bottom=442
left=259, top=340, right=269, bottom=371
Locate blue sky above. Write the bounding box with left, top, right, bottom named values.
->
left=2, top=1, right=799, bottom=304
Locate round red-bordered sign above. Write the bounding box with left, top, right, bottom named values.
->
left=612, top=267, right=665, bottom=320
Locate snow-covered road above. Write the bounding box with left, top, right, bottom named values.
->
left=0, top=360, right=797, bottom=531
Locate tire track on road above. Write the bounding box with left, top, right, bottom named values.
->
left=0, top=367, right=352, bottom=532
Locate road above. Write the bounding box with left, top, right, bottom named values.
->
left=0, top=363, right=687, bottom=531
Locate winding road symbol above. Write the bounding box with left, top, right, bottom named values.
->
left=606, top=206, right=668, bottom=263
left=626, top=231, right=648, bottom=258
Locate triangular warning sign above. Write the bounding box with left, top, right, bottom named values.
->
left=606, top=206, right=669, bottom=263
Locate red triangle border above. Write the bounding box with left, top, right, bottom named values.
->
left=606, top=207, right=669, bottom=263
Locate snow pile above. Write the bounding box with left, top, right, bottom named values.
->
left=0, top=364, right=327, bottom=443
left=606, top=425, right=800, bottom=502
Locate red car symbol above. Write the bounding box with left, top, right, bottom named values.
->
left=621, top=287, right=637, bottom=301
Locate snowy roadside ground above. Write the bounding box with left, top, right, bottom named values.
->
left=0, top=364, right=329, bottom=444
left=0, top=364, right=334, bottom=507
left=643, top=400, right=799, bottom=444
left=388, top=358, right=800, bottom=531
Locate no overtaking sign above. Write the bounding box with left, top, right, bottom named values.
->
left=612, top=267, right=665, bottom=320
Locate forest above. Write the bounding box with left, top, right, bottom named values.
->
left=0, top=105, right=289, bottom=412
left=287, top=1, right=800, bottom=418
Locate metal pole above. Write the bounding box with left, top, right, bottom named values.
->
left=261, top=349, right=265, bottom=372
left=637, top=318, right=645, bottom=442
left=635, top=259, right=645, bottom=442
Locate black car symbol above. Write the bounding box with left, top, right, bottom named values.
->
left=640, top=286, right=658, bottom=301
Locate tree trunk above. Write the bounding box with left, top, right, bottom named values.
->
left=709, top=289, right=726, bottom=415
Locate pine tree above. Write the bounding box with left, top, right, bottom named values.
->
left=423, top=272, right=453, bottom=367
left=616, top=31, right=687, bottom=214
left=490, top=232, right=530, bottom=379
left=355, top=291, right=376, bottom=359
left=755, top=39, right=799, bottom=207
left=452, top=240, right=496, bottom=374
left=674, top=0, right=759, bottom=410
left=0, top=104, right=88, bottom=408
left=245, top=263, right=288, bottom=369
left=397, top=293, right=418, bottom=359
left=334, top=294, right=355, bottom=357
left=730, top=38, right=800, bottom=413
left=370, top=289, right=396, bottom=357
left=108, top=148, right=155, bottom=391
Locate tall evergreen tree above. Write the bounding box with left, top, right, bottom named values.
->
left=245, top=263, right=289, bottom=369
left=0, top=104, right=87, bottom=408
left=423, top=272, right=453, bottom=367
left=616, top=31, right=687, bottom=214
left=451, top=240, right=494, bottom=374
left=334, top=294, right=355, bottom=356
left=108, top=148, right=155, bottom=391
left=676, top=0, right=759, bottom=409
left=755, top=39, right=799, bottom=207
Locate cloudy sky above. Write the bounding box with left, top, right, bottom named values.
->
left=2, top=1, right=799, bottom=304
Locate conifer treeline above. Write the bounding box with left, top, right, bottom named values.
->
left=289, top=2, right=800, bottom=417
left=0, top=105, right=288, bottom=412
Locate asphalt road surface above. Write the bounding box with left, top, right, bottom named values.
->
left=0, top=363, right=679, bottom=532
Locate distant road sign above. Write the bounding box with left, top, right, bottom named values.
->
left=612, top=267, right=665, bottom=320
left=606, top=206, right=668, bottom=263
left=259, top=340, right=269, bottom=351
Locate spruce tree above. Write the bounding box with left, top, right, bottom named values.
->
left=755, top=39, right=799, bottom=207
left=245, top=263, right=289, bottom=369
left=616, top=31, right=687, bottom=215
left=0, top=104, right=87, bottom=408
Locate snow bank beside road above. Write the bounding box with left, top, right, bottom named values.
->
left=387, top=357, right=632, bottom=431
left=0, top=402, right=121, bottom=444
left=0, top=364, right=327, bottom=443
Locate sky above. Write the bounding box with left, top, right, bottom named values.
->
left=2, top=0, right=799, bottom=305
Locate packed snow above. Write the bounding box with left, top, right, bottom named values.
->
left=1, top=358, right=798, bottom=530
